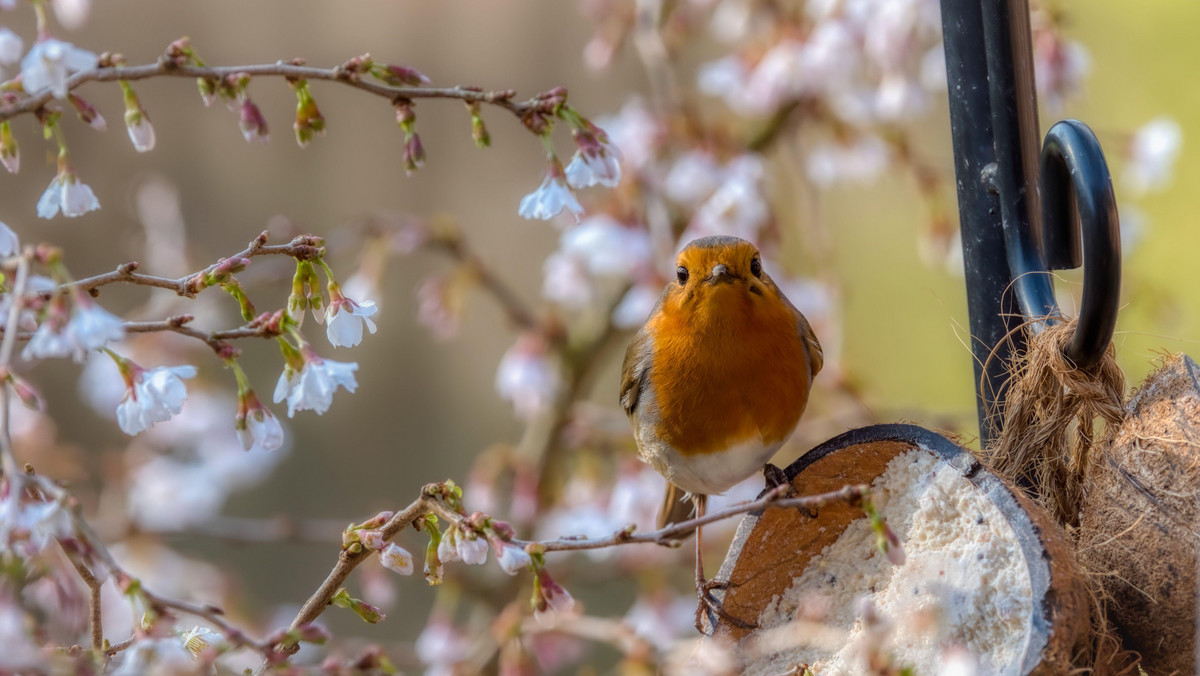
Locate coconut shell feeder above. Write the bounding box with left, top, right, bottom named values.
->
left=691, top=0, right=1200, bottom=673
left=705, top=425, right=1090, bottom=675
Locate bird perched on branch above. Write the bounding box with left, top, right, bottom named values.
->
left=620, top=235, right=823, bottom=631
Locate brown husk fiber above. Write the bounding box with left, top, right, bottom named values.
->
left=980, top=319, right=1141, bottom=674
left=982, top=320, right=1125, bottom=527
left=1076, top=354, right=1200, bottom=675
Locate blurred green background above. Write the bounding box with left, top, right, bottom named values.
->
left=0, top=0, right=1195, bottom=657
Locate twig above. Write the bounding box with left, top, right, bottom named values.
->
left=0, top=251, right=29, bottom=480
left=0, top=60, right=554, bottom=123
left=68, top=556, right=105, bottom=653
left=282, top=481, right=869, bottom=653
left=123, top=316, right=276, bottom=350
left=58, top=232, right=319, bottom=299
left=427, top=236, right=538, bottom=332
left=29, top=474, right=278, bottom=658
left=105, top=637, right=135, bottom=657
left=287, top=495, right=430, bottom=634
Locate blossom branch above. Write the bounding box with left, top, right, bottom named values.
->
left=283, top=481, right=869, bottom=651
left=30, top=473, right=279, bottom=658
left=0, top=58, right=557, bottom=123
left=122, top=315, right=277, bottom=351
left=59, top=231, right=322, bottom=300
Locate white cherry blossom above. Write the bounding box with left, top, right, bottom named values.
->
left=324, top=293, right=378, bottom=348
left=116, top=365, right=197, bottom=435
left=273, top=354, right=358, bottom=417
left=519, top=160, right=584, bottom=222
left=380, top=543, right=415, bottom=575
left=492, top=540, right=532, bottom=575
left=37, top=172, right=100, bottom=219
left=236, top=393, right=284, bottom=453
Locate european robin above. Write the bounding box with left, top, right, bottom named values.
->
left=619, top=235, right=823, bottom=628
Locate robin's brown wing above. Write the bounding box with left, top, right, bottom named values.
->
left=794, top=309, right=823, bottom=380
left=620, top=324, right=654, bottom=417
left=766, top=274, right=824, bottom=381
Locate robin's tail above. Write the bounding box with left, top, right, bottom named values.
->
left=658, top=482, right=699, bottom=533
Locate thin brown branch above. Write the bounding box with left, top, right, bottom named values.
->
left=123, top=315, right=277, bottom=350
left=105, top=637, right=135, bottom=657
left=0, top=59, right=552, bottom=122
left=427, top=237, right=538, bottom=331
left=0, top=251, right=29, bottom=480
left=287, top=495, right=430, bottom=635
left=68, top=556, right=105, bottom=653
left=282, top=480, right=869, bottom=656
left=59, top=232, right=319, bottom=299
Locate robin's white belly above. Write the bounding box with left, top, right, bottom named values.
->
left=637, top=429, right=783, bottom=495
left=631, top=379, right=793, bottom=495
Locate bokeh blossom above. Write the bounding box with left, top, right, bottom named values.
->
left=495, top=332, right=563, bottom=420
left=19, top=39, right=97, bottom=99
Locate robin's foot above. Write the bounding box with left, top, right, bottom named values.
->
left=693, top=578, right=755, bottom=633
left=763, top=462, right=789, bottom=489
left=763, top=463, right=817, bottom=517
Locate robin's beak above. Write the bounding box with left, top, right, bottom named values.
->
left=707, top=264, right=738, bottom=285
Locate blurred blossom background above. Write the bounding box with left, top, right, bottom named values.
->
left=0, top=0, right=1196, bottom=672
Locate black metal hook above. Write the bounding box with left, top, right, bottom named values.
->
left=940, top=0, right=1124, bottom=442
left=1005, top=119, right=1122, bottom=369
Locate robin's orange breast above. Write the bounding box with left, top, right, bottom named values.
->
left=644, top=284, right=813, bottom=458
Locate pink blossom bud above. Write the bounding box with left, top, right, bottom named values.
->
left=394, top=102, right=415, bottom=129
left=532, top=567, right=576, bottom=621
left=331, top=587, right=386, bottom=624
left=8, top=373, right=43, bottom=411
left=238, top=98, right=269, bottom=144
left=373, top=64, right=431, bottom=87
left=292, top=623, right=330, bottom=645
left=403, top=132, right=425, bottom=175
left=68, top=93, right=106, bottom=131
left=358, top=529, right=385, bottom=550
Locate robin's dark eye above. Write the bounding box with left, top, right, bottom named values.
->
left=676, top=266, right=689, bottom=284
left=750, top=258, right=762, bottom=278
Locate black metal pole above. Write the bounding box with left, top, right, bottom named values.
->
left=939, top=0, right=1038, bottom=444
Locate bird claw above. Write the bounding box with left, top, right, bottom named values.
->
left=763, top=462, right=789, bottom=489
left=693, top=578, right=756, bottom=633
